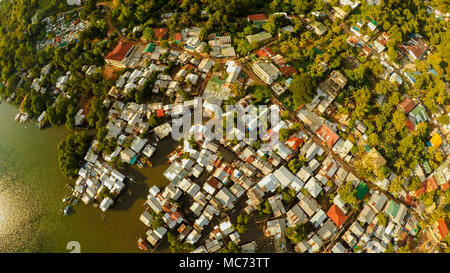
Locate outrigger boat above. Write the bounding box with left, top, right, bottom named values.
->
left=63, top=205, right=71, bottom=215
left=137, top=161, right=144, bottom=168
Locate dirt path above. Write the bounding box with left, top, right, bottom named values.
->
left=19, top=94, right=28, bottom=113
left=97, top=2, right=133, bottom=42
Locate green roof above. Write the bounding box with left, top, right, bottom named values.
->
left=314, top=47, right=324, bottom=55
left=423, top=160, right=432, bottom=174
left=356, top=182, right=369, bottom=200
left=436, top=158, right=450, bottom=185
left=246, top=31, right=272, bottom=44
left=409, top=104, right=428, bottom=125
left=144, top=43, right=156, bottom=53
left=310, top=21, right=327, bottom=35
left=386, top=200, right=399, bottom=218
left=253, top=20, right=267, bottom=28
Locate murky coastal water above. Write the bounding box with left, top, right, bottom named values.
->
left=0, top=102, right=174, bottom=252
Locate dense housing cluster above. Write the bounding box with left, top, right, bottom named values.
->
left=0, top=0, right=449, bottom=253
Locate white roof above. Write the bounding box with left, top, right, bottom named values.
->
left=310, top=209, right=327, bottom=228
left=257, top=173, right=280, bottom=193
left=272, top=165, right=295, bottom=189
left=99, top=197, right=114, bottom=212
left=304, top=177, right=322, bottom=198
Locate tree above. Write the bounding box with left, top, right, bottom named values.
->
left=236, top=213, right=250, bottom=234
left=57, top=132, right=91, bottom=178
left=250, top=85, right=271, bottom=104
left=221, top=241, right=242, bottom=253
left=257, top=199, right=272, bottom=216
left=289, top=73, right=316, bottom=106
left=353, top=87, right=371, bottom=119
left=389, top=176, right=404, bottom=197
left=338, top=181, right=359, bottom=208
left=285, top=222, right=313, bottom=244
left=167, top=232, right=195, bottom=253
left=407, top=176, right=422, bottom=192
left=387, top=46, right=399, bottom=64
left=392, top=110, right=406, bottom=132
left=148, top=113, right=161, bottom=128
left=377, top=212, right=387, bottom=226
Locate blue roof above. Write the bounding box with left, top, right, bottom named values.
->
left=428, top=69, right=438, bottom=76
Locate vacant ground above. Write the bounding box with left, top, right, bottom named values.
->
left=103, top=64, right=122, bottom=80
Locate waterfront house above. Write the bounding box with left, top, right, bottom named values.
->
left=100, top=197, right=114, bottom=212
left=140, top=211, right=154, bottom=227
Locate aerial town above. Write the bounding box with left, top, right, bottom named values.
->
left=0, top=0, right=448, bottom=254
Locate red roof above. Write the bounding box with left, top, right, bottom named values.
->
left=153, top=28, right=169, bottom=40
left=206, top=177, right=220, bottom=189
left=177, top=224, right=187, bottom=233
left=280, top=65, right=298, bottom=78
left=286, top=137, right=303, bottom=150
left=441, top=182, right=450, bottom=191
left=170, top=211, right=183, bottom=221
left=349, top=37, right=358, bottom=44
left=327, top=205, right=347, bottom=227
left=173, top=32, right=182, bottom=41
left=157, top=109, right=164, bottom=118
left=404, top=195, right=415, bottom=207
left=425, top=175, right=439, bottom=192
left=248, top=14, right=267, bottom=21
left=254, top=46, right=275, bottom=58
left=405, top=118, right=415, bottom=131
left=437, top=219, right=448, bottom=238
left=415, top=184, right=427, bottom=198
left=398, top=97, right=416, bottom=114
left=362, top=46, right=372, bottom=54
left=105, top=40, right=135, bottom=62
left=162, top=203, right=174, bottom=213
left=316, top=124, right=339, bottom=148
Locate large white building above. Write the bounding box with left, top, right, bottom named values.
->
left=252, top=61, right=280, bottom=85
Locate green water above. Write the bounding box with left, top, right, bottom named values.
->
left=0, top=102, right=174, bottom=253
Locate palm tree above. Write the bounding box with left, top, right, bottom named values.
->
left=230, top=82, right=244, bottom=98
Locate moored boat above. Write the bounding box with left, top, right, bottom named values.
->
left=63, top=205, right=71, bottom=215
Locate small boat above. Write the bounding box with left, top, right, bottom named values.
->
left=137, top=161, right=144, bottom=168
left=14, top=113, right=21, bottom=122
left=72, top=199, right=79, bottom=206
left=63, top=205, right=71, bottom=215
left=147, top=161, right=152, bottom=168
left=62, top=196, right=71, bottom=203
